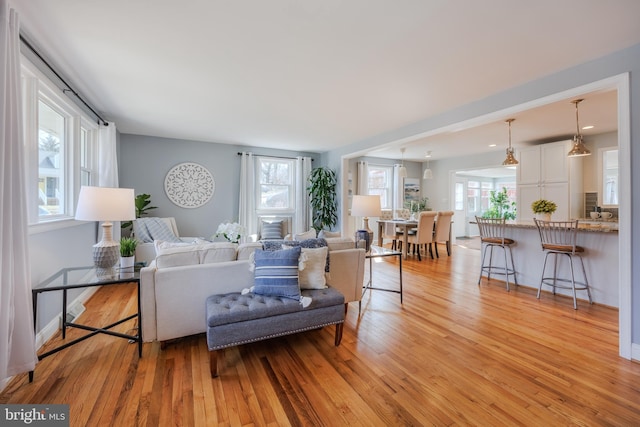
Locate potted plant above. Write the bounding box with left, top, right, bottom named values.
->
left=483, top=187, right=516, bottom=220
left=531, top=199, right=557, bottom=221
left=307, top=167, right=338, bottom=233
left=119, top=237, right=138, bottom=269
left=121, top=193, right=157, bottom=232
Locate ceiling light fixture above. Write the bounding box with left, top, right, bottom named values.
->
left=502, top=118, right=519, bottom=166
left=398, top=148, right=407, bottom=178
left=567, top=99, right=591, bottom=157
left=423, top=151, right=433, bottom=179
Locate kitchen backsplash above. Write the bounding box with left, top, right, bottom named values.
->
left=585, top=192, right=618, bottom=218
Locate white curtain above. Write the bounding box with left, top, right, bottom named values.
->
left=238, top=152, right=257, bottom=241
left=357, top=161, right=369, bottom=195
left=0, top=0, right=38, bottom=381
left=98, top=121, right=118, bottom=187
left=294, top=157, right=312, bottom=233
left=393, top=164, right=404, bottom=213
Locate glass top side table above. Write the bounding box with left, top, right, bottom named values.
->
left=30, top=266, right=142, bottom=381
left=363, top=245, right=403, bottom=309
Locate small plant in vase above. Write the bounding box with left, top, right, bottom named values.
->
left=531, top=199, right=557, bottom=221
left=119, top=237, right=138, bottom=269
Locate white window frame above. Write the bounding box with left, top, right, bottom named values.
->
left=22, top=56, right=100, bottom=233
left=255, top=156, right=296, bottom=214
left=367, top=164, right=393, bottom=209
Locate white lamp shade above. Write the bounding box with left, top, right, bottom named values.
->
left=423, top=169, right=433, bottom=179
left=398, top=166, right=407, bottom=178
left=75, top=186, right=135, bottom=221
left=351, top=195, right=382, bottom=217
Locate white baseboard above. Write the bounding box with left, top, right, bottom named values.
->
left=35, top=286, right=99, bottom=350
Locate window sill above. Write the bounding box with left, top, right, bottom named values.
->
left=28, top=218, right=87, bottom=235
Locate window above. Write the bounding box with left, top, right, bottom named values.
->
left=37, top=99, right=66, bottom=216
left=367, top=165, right=392, bottom=209
left=257, top=157, right=294, bottom=210
left=22, top=57, right=99, bottom=226
left=601, top=148, right=618, bottom=206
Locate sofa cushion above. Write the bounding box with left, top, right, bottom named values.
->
left=261, top=220, right=283, bottom=240
left=154, top=241, right=237, bottom=268
left=318, top=230, right=341, bottom=239
left=293, top=229, right=317, bottom=241
left=237, top=242, right=263, bottom=260
left=200, top=242, right=238, bottom=264
left=298, top=246, right=328, bottom=289
left=252, top=247, right=301, bottom=300
left=325, top=237, right=357, bottom=252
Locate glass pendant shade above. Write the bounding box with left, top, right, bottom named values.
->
left=423, top=168, right=433, bottom=179
left=502, top=118, right=519, bottom=166
left=567, top=99, right=591, bottom=157
left=398, top=148, right=407, bottom=178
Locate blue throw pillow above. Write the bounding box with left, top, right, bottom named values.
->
left=253, top=247, right=301, bottom=300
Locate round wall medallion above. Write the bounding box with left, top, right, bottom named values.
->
left=164, top=162, right=215, bottom=208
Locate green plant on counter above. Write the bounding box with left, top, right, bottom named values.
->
left=483, top=187, right=516, bottom=220
left=119, top=237, right=138, bottom=257
left=531, top=199, right=557, bottom=214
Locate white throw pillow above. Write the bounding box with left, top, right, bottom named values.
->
left=318, top=230, right=341, bottom=239
left=298, top=246, right=328, bottom=289
left=199, top=242, right=238, bottom=264
left=294, top=229, right=317, bottom=241
left=154, top=241, right=200, bottom=268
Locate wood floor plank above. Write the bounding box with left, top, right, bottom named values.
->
left=3, top=245, right=640, bottom=426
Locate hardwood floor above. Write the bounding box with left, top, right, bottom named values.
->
left=2, top=244, right=640, bottom=426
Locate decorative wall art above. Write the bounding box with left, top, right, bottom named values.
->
left=404, top=178, right=420, bottom=205
left=164, top=162, right=215, bottom=208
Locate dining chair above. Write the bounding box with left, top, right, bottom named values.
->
left=433, top=211, right=454, bottom=257
left=407, top=211, right=437, bottom=261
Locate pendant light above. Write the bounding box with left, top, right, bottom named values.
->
left=423, top=151, right=433, bottom=179
left=502, top=118, right=519, bottom=166
left=567, top=99, right=591, bottom=157
left=398, top=148, right=407, bottom=178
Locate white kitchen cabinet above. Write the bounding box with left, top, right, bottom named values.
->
left=516, top=140, right=583, bottom=221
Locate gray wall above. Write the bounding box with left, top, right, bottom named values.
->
left=118, top=134, right=319, bottom=238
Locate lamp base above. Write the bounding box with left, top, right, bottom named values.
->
left=92, top=221, right=119, bottom=276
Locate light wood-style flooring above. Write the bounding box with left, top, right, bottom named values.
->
left=2, top=243, right=640, bottom=426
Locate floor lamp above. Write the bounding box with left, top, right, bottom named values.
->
left=351, top=195, right=382, bottom=251
left=75, top=186, right=135, bottom=277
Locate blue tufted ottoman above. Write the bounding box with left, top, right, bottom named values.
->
left=206, top=287, right=345, bottom=377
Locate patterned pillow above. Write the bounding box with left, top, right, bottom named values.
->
left=261, top=221, right=283, bottom=240
left=252, top=247, right=301, bottom=300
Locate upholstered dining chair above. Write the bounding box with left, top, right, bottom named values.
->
left=407, top=211, right=437, bottom=261
left=433, top=211, right=454, bottom=257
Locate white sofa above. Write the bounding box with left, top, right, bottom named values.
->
left=134, top=217, right=199, bottom=265
left=140, top=238, right=366, bottom=343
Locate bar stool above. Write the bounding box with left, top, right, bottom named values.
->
left=533, top=219, right=592, bottom=310
left=475, top=216, right=517, bottom=291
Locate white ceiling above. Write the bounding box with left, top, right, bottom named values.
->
left=12, top=1, right=640, bottom=160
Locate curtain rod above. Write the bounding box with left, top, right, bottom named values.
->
left=19, top=35, right=109, bottom=127
left=237, top=152, right=313, bottom=161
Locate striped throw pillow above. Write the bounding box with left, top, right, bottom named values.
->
left=261, top=220, right=283, bottom=240
left=253, top=247, right=301, bottom=300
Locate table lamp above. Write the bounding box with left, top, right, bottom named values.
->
left=351, top=195, right=382, bottom=251
left=75, top=186, right=135, bottom=276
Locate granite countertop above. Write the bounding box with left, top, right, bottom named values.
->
left=502, top=219, right=619, bottom=233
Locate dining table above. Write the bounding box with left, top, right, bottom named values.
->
left=376, top=219, right=418, bottom=259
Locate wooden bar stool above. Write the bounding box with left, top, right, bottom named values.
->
left=475, top=216, right=517, bottom=291
left=533, top=219, right=593, bottom=310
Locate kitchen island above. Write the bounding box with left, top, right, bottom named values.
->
left=475, top=220, right=619, bottom=307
